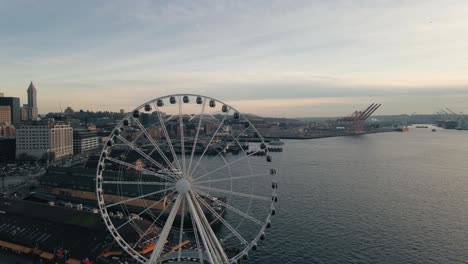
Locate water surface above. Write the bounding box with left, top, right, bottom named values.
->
left=249, top=128, right=468, bottom=264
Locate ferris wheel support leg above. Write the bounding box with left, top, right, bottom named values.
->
left=186, top=193, right=217, bottom=264
left=177, top=198, right=186, bottom=261
left=195, top=193, right=248, bottom=245
left=190, top=191, right=230, bottom=264
left=190, top=213, right=205, bottom=264
left=148, top=194, right=182, bottom=263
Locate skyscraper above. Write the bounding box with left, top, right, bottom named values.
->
left=27, top=81, right=38, bottom=120
left=0, top=97, right=20, bottom=127
left=21, top=105, right=28, bottom=121
left=0, top=105, right=12, bottom=124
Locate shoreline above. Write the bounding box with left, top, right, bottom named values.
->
left=268, top=129, right=397, bottom=140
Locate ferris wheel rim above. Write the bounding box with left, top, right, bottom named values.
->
left=96, top=93, right=278, bottom=264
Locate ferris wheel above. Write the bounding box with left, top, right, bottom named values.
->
left=96, top=94, right=279, bottom=264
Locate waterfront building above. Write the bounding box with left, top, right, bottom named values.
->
left=0, top=196, right=151, bottom=263
left=73, top=129, right=99, bottom=155
left=16, top=120, right=73, bottom=160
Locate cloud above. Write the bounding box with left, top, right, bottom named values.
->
left=0, top=0, right=468, bottom=116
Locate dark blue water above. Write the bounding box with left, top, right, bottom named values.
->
left=250, top=128, right=468, bottom=264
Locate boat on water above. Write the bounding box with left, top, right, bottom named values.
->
left=268, top=139, right=285, bottom=145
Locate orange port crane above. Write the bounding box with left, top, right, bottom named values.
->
left=337, top=103, right=381, bottom=134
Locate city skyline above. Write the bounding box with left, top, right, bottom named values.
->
left=1, top=1, right=468, bottom=117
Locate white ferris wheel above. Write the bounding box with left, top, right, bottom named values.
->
left=96, top=94, right=279, bottom=264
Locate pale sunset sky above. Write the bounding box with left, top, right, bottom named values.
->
left=0, top=0, right=467, bottom=117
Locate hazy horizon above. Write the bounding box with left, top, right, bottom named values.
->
left=1, top=1, right=467, bottom=117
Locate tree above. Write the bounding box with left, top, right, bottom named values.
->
left=18, top=152, right=30, bottom=161
left=41, top=153, right=48, bottom=162
left=41, top=152, right=56, bottom=163
left=18, top=152, right=34, bottom=161
left=48, top=152, right=56, bottom=161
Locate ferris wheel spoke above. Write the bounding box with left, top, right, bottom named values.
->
left=131, top=116, right=178, bottom=172
left=105, top=187, right=174, bottom=208
left=178, top=97, right=187, bottom=176
left=195, top=185, right=270, bottom=201
left=105, top=157, right=176, bottom=182
left=186, top=193, right=219, bottom=264
left=195, top=189, right=265, bottom=226
left=230, top=131, right=253, bottom=157
left=115, top=135, right=180, bottom=179
left=154, top=105, right=182, bottom=172
left=190, top=109, right=231, bottom=177
left=193, top=172, right=268, bottom=185
left=194, top=193, right=249, bottom=245
left=177, top=198, right=186, bottom=261
left=116, top=190, right=175, bottom=231
left=194, top=149, right=264, bottom=182
left=148, top=194, right=183, bottom=263
left=187, top=100, right=207, bottom=176
left=103, top=180, right=173, bottom=186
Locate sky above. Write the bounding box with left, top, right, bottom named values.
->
left=0, top=0, right=467, bottom=117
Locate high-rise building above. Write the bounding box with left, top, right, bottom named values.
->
left=0, top=97, right=20, bottom=127
left=27, top=81, right=38, bottom=120
left=0, top=105, right=11, bottom=124
left=21, top=104, right=29, bottom=121
left=16, top=120, right=73, bottom=160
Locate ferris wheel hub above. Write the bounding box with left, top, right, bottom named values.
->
left=175, top=179, right=191, bottom=194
